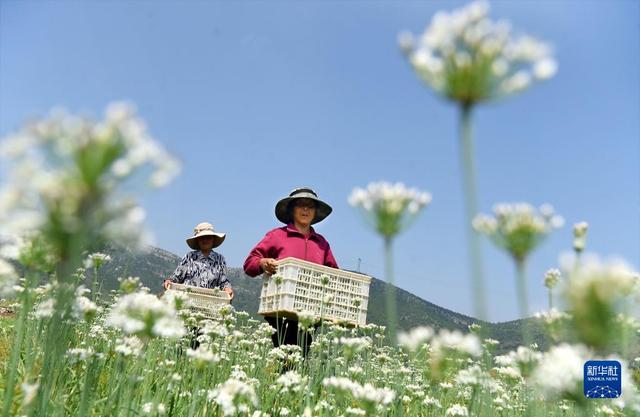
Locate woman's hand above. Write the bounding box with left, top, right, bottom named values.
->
left=259, top=258, right=278, bottom=275
left=163, top=279, right=172, bottom=290
left=223, top=287, right=234, bottom=300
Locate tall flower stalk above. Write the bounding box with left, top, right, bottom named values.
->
left=399, top=0, right=557, bottom=320
left=543, top=268, right=561, bottom=310
left=473, top=203, right=563, bottom=344
left=349, top=182, right=431, bottom=344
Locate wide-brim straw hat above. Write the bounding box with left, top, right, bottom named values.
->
left=186, top=222, right=226, bottom=250
left=275, top=187, right=332, bottom=225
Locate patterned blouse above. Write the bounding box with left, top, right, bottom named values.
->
left=169, top=250, right=231, bottom=290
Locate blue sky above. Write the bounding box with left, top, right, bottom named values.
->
left=1, top=0, right=638, bottom=322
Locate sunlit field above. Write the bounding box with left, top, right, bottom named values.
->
left=1, top=1, right=639, bottom=416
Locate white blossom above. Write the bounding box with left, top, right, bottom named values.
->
left=544, top=268, right=561, bottom=289
left=398, top=326, right=434, bottom=351
left=532, top=343, right=589, bottom=399
left=473, top=203, right=563, bottom=262
left=107, top=291, right=185, bottom=339
left=445, top=404, right=468, bottom=416
left=208, top=378, right=258, bottom=417
left=323, top=377, right=395, bottom=407
left=349, top=182, right=431, bottom=238
left=400, top=1, right=556, bottom=103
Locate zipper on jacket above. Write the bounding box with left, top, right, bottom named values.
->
left=304, top=236, right=308, bottom=260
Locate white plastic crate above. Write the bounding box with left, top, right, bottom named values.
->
left=166, top=282, right=231, bottom=318
left=258, top=257, right=371, bottom=326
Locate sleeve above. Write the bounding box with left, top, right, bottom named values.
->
left=217, top=255, right=231, bottom=290
left=170, top=254, right=190, bottom=284
left=324, top=243, right=339, bottom=269
left=243, top=231, right=276, bottom=277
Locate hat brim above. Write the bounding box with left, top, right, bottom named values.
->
left=186, top=232, right=226, bottom=250
left=275, top=195, right=332, bottom=225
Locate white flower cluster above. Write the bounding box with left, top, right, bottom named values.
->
left=534, top=308, right=570, bottom=324
left=142, top=402, right=166, bottom=415
left=339, top=335, right=372, bottom=347
left=208, top=378, right=258, bottom=417
left=494, top=346, right=542, bottom=379
left=531, top=343, right=589, bottom=400
left=572, top=221, right=588, bottom=253
left=473, top=203, right=563, bottom=261
left=399, top=0, right=557, bottom=104
left=323, top=377, right=395, bottom=408
left=349, top=182, right=432, bottom=238
left=431, top=328, right=482, bottom=357
left=297, top=310, right=318, bottom=330
left=445, top=404, right=469, bottom=417
left=114, top=336, right=144, bottom=357
left=0, top=102, right=180, bottom=245
left=398, top=326, right=434, bottom=351
left=543, top=268, right=561, bottom=289
left=84, top=252, right=112, bottom=269
left=567, top=258, right=637, bottom=305
left=186, top=346, right=221, bottom=364
left=106, top=291, right=185, bottom=339
left=276, top=371, right=306, bottom=394
left=73, top=286, right=100, bottom=321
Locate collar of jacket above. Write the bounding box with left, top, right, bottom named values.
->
left=284, top=223, right=319, bottom=240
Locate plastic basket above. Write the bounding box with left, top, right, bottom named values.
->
left=166, top=282, right=231, bottom=318
left=258, top=257, right=371, bottom=326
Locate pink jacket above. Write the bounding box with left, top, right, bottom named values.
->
left=243, top=224, right=339, bottom=277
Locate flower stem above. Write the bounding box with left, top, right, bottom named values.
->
left=384, top=236, right=397, bottom=346
left=515, top=258, right=532, bottom=347
left=459, top=103, right=488, bottom=321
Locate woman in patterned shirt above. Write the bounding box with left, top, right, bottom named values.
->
left=163, top=222, right=234, bottom=300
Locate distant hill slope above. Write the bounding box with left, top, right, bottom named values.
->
left=94, top=245, right=547, bottom=352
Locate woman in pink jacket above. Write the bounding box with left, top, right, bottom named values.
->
left=243, top=187, right=338, bottom=354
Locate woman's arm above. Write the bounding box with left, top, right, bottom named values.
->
left=217, top=256, right=231, bottom=289
left=217, top=256, right=234, bottom=299
left=324, top=244, right=339, bottom=269
left=243, top=231, right=277, bottom=277
left=163, top=254, right=190, bottom=289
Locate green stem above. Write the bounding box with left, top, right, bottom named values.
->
left=459, top=104, right=488, bottom=321
left=515, top=258, right=532, bottom=347
left=384, top=236, right=397, bottom=346
left=1, top=272, right=36, bottom=417
left=548, top=289, right=553, bottom=310
left=621, top=299, right=630, bottom=360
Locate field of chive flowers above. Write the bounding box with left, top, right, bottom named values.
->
left=1, top=275, right=639, bottom=417
left=1, top=2, right=639, bottom=416
left=0, top=104, right=639, bottom=417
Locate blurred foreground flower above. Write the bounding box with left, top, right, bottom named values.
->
left=572, top=222, right=588, bottom=255
left=0, top=102, right=180, bottom=415
left=564, top=257, right=637, bottom=353
left=399, top=0, right=556, bottom=105
left=349, top=182, right=431, bottom=343
left=107, top=291, right=185, bottom=340
left=0, top=102, right=180, bottom=248
left=399, top=0, right=557, bottom=321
